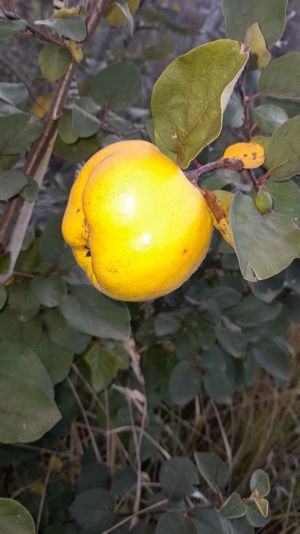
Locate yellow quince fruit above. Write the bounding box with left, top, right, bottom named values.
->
left=62, top=140, right=213, bottom=301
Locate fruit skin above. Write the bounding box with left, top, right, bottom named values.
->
left=62, top=140, right=213, bottom=301
left=255, top=189, right=273, bottom=214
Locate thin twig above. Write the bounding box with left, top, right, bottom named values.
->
left=184, top=158, right=244, bottom=183
left=67, top=377, right=102, bottom=463
left=36, top=462, right=52, bottom=533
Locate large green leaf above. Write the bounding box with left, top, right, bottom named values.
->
left=0, top=498, right=35, bottom=534
left=35, top=16, right=87, bottom=41
left=59, top=285, right=131, bottom=340
left=0, top=374, right=61, bottom=443
left=0, top=82, right=28, bottom=105
left=265, top=116, right=300, bottom=181
left=0, top=113, right=42, bottom=155
left=151, top=39, right=248, bottom=168
left=30, top=275, right=67, bottom=308
left=159, top=457, right=199, bottom=500
left=252, top=104, right=288, bottom=135
left=0, top=342, right=54, bottom=398
left=260, top=53, right=300, bottom=100
left=223, top=0, right=287, bottom=48
left=0, top=19, right=27, bottom=40
left=231, top=193, right=300, bottom=282
left=44, top=308, right=90, bottom=354
left=91, top=62, right=142, bottom=111
left=38, top=43, right=71, bottom=83
left=0, top=170, right=28, bottom=200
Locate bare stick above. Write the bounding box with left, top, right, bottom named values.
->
left=184, top=158, right=244, bottom=183
left=67, top=377, right=102, bottom=463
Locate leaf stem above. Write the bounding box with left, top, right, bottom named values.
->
left=184, top=158, right=244, bottom=183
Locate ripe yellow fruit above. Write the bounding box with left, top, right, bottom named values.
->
left=62, top=140, right=213, bottom=301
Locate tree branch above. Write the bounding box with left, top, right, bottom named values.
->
left=184, top=158, right=244, bottom=183
left=0, top=0, right=110, bottom=280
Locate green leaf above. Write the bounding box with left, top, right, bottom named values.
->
left=156, top=512, right=197, bottom=534
left=220, top=517, right=254, bottom=534
left=0, top=341, right=54, bottom=397
left=223, top=0, right=287, bottom=48
left=0, top=19, right=27, bottom=40
left=252, top=104, right=288, bottom=135
left=31, top=276, right=67, bottom=308
left=0, top=284, right=7, bottom=310
left=70, top=488, right=114, bottom=533
left=0, top=113, right=42, bottom=155
left=44, top=308, right=90, bottom=354
left=39, top=214, right=73, bottom=270
left=59, top=285, right=131, bottom=340
left=215, top=324, right=247, bottom=358
left=91, top=62, right=142, bottom=111
left=265, top=181, right=300, bottom=223
left=0, top=82, right=28, bottom=105
left=0, top=170, right=28, bottom=200
left=192, top=507, right=225, bottom=534
left=230, top=295, right=282, bottom=327
left=8, top=281, right=40, bottom=322
left=72, top=97, right=101, bottom=138
left=0, top=498, right=35, bottom=534
left=35, top=334, right=73, bottom=384
left=20, top=176, right=38, bottom=202
left=260, top=53, right=300, bottom=100
left=0, top=253, right=11, bottom=275
left=250, top=469, right=270, bottom=497
left=0, top=373, right=60, bottom=443
left=203, top=368, right=233, bottom=404
left=84, top=345, right=118, bottom=392
left=58, top=110, right=79, bottom=144
left=159, top=457, right=199, bottom=500
left=219, top=492, right=246, bottom=519
left=105, top=0, right=140, bottom=28
left=231, top=192, right=300, bottom=282
left=154, top=312, right=181, bottom=336
left=245, top=23, right=271, bottom=70
left=169, top=361, right=201, bottom=405
left=265, top=116, right=300, bottom=181
left=151, top=39, right=248, bottom=169
left=245, top=501, right=270, bottom=527
left=194, top=452, right=229, bottom=493
left=35, top=16, right=86, bottom=41
left=251, top=338, right=289, bottom=380
left=38, top=44, right=71, bottom=83
left=54, top=132, right=99, bottom=162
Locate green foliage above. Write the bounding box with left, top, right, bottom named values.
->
left=223, top=0, right=287, bottom=47
left=0, top=498, right=35, bottom=534
left=0, top=1, right=300, bottom=532
left=38, top=44, right=71, bottom=83
left=91, top=62, right=142, bottom=111
left=151, top=39, right=248, bottom=168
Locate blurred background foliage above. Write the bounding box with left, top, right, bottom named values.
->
left=0, top=1, right=300, bottom=533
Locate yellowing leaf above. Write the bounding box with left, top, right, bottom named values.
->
left=52, top=7, right=87, bottom=18
left=105, top=0, right=140, bottom=26
left=245, top=22, right=271, bottom=69
left=223, top=142, right=265, bottom=169
left=253, top=496, right=269, bottom=518
left=204, top=189, right=235, bottom=248
left=66, top=40, right=83, bottom=63
left=31, top=95, right=52, bottom=119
